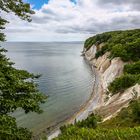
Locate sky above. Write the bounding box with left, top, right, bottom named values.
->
left=2, top=0, right=140, bottom=42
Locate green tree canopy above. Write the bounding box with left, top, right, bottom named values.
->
left=0, top=0, right=35, bottom=41
left=0, top=0, right=47, bottom=139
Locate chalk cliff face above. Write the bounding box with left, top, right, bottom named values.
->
left=84, top=44, right=140, bottom=120
left=85, top=44, right=125, bottom=93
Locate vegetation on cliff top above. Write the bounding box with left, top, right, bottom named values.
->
left=84, top=29, right=140, bottom=62
left=84, top=29, right=140, bottom=95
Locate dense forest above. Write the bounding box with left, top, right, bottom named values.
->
left=85, top=29, right=140, bottom=95
left=0, top=0, right=47, bottom=139
left=55, top=29, right=140, bottom=140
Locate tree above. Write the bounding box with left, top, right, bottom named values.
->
left=108, top=74, right=138, bottom=95
left=0, top=0, right=47, bottom=139
left=132, top=100, right=140, bottom=123
left=126, top=38, right=140, bottom=61
left=110, top=44, right=129, bottom=61
left=124, top=61, right=140, bottom=75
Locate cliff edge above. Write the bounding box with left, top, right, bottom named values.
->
left=84, top=42, right=140, bottom=121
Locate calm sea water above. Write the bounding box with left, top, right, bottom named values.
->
left=2, top=42, right=94, bottom=134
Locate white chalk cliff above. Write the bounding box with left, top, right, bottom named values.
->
left=84, top=44, right=140, bottom=120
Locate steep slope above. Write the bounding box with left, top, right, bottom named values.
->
left=84, top=43, right=140, bottom=120
left=83, top=29, right=140, bottom=120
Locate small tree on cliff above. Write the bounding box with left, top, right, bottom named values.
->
left=0, top=0, right=47, bottom=139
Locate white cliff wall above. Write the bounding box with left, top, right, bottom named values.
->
left=85, top=45, right=125, bottom=94
left=84, top=45, right=140, bottom=119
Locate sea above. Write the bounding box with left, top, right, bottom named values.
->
left=2, top=42, right=95, bottom=135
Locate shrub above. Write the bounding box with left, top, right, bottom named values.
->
left=124, top=61, right=140, bottom=75
left=55, top=126, right=140, bottom=140
left=131, top=100, right=140, bottom=123
left=126, top=38, right=140, bottom=61
left=110, top=44, right=130, bottom=61
left=76, top=114, right=101, bottom=129
left=108, top=74, right=139, bottom=95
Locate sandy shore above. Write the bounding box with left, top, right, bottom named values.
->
left=48, top=60, right=103, bottom=140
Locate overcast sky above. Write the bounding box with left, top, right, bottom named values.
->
left=2, top=0, right=140, bottom=42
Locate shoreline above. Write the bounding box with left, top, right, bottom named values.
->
left=48, top=56, right=103, bottom=140
left=66, top=64, right=101, bottom=124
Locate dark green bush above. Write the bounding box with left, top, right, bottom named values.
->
left=55, top=126, right=140, bottom=140
left=110, top=44, right=130, bottom=61
left=131, top=100, right=140, bottom=123
left=108, top=74, right=139, bottom=95
left=84, top=32, right=111, bottom=51
left=124, top=61, right=140, bottom=75
left=126, top=38, right=140, bottom=61
left=60, top=114, right=101, bottom=133
left=76, top=113, right=101, bottom=129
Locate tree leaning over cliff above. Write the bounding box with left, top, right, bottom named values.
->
left=0, top=0, right=47, bottom=139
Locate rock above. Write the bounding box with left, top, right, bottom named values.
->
left=100, top=59, right=111, bottom=73
left=84, top=44, right=140, bottom=121
left=95, top=52, right=110, bottom=72
left=85, top=45, right=97, bottom=60
left=102, top=57, right=124, bottom=92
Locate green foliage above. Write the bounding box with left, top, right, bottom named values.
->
left=0, top=115, right=32, bottom=140
left=0, top=0, right=34, bottom=41
left=84, top=33, right=111, bottom=51
left=60, top=114, right=101, bottom=133
left=110, top=44, right=129, bottom=61
left=0, top=49, right=46, bottom=114
left=108, top=61, right=140, bottom=95
left=126, top=38, right=140, bottom=61
left=131, top=100, right=140, bottom=123
left=0, top=17, right=8, bottom=41
left=108, top=74, right=139, bottom=95
left=0, top=0, right=47, bottom=139
left=84, top=29, right=140, bottom=61
left=84, top=37, right=94, bottom=50
left=124, top=61, right=140, bottom=75
left=0, top=47, right=47, bottom=139
left=86, top=30, right=140, bottom=94
left=55, top=125, right=140, bottom=140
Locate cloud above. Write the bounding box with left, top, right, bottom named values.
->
left=97, top=0, right=140, bottom=11
left=98, top=0, right=140, bottom=5
left=3, top=0, right=140, bottom=41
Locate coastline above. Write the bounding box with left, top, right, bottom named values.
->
left=48, top=56, right=103, bottom=140
left=48, top=30, right=140, bottom=139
